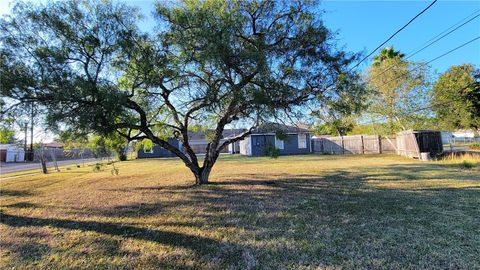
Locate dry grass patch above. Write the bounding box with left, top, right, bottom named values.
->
left=1, top=154, right=479, bottom=269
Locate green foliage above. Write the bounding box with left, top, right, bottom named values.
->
left=367, top=47, right=431, bottom=133
left=0, top=117, right=16, bottom=144
left=461, top=160, right=474, bottom=169
left=0, top=127, right=15, bottom=144
left=93, top=163, right=105, bottom=172
left=373, top=47, right=405, bottom=66
left=111, top=167, right=119, bottom=175
left=432, top=64, right=480, bottom=130
left=313, top=117, right=356, bottom=136
left=312, top=72, right=367, bottom=136
left=89, top=133, right=129, bottom=161
left=264, top=145, right=280, bottom=159
left=58, top=130, right=89, bottom=149
left=0, top=0, right=140, bottom=135
left=137, top=139, right=154, bottom=152
left=274, top=130, right=288, bottom=141
left=470, top=143, right=480, bottom=150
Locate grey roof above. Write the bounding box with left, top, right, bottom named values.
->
left=188, top=128, right=247, bottom=140
left=251, top=123, right=310, bottom=134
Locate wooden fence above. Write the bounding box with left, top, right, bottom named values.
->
left=311, top=135, right=397, bottom=155
left=396, top=130, right=443, bottom=159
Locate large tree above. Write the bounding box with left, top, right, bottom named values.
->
left=366, top=47, right=431, bottom=133
left=1, top=0, right=360, bottom=184
left=432, top=64, right=480, bottom=131
left=311, top=73, right=367, bottom=136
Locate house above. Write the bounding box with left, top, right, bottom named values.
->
left=136, top=129, right=246, bottom=158
left=239, top=123, right=312, bottom=156
left=137, top=138, right=182, bottom=158
left=187, top=129, right=246, bottom=154
left=452, top=129, right=478, bottom=142
left=44, top=141, right=64, bottom=149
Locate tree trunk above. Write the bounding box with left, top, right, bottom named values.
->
left=116, top=148, right=127, bottom=161
left=195, top=166, right=212, bottom=185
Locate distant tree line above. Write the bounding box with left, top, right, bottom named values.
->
left=313, top=47, right=480, bottom=137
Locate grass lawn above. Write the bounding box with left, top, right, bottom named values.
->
left=1, top=154, right=479, bottom=269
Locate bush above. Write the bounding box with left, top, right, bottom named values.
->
left=93, top=163, right=105, bottom=172
left=461, top=160, right=474, bottom=169
left=265, top=146, right=280, bottom=159
left=470, top=143, right=480, bottom=150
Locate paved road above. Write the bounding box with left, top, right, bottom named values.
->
left=0, top=158, right=102, bottom=175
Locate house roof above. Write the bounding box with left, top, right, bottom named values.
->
left=397, top=130, right=441, bottom=134
left=251, top=123, right=310, bottom=134
left=187, top=129, right=247, bottom=140
left=44, top=142, right=64, bottom=148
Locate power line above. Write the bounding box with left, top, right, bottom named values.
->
left=373, top=35, right=480, bottom=90
left=366, top=9, right=480, bottom=83
left=349, top=0, right=438, bottom=71
left=406, top=10, right=480, bottom=60
left=360, top=81, right=477, bottom=126
left=425, top=35, right=480, bottom=64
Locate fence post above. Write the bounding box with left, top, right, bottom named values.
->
left=50, top=148, right=59, bottom=172
left=39, top=148, right=48, bottom=174
left=378, top=135, right=382, bottom=154
left=361, top=135, right=364, bottom=154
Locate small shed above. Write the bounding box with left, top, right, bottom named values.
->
left=396, top=130, right=443, bottom=159
left=0, top=144, right=26, bottom=162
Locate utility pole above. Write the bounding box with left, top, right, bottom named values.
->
left=24, top=122, right=28, bottom=152
left=29, top=102, right=34, bottom=161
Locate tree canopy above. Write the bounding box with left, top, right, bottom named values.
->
left=432, top=64, right=480, bottom=131
left=1, top=0, right=362, bottom=183
left=366, top=47, right=431, bottom=133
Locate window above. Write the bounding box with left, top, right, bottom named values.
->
left=275, top=136, right=284, bottom=150
left=298, top=133, right=307, bottom=149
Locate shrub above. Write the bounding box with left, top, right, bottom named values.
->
left=461, top=160, right=474, bottom=169
left=265, top=146, right=280, bottom=159
left=470, top=143, right=480, bottom=150
left=93, top=163, right=105, bottom=172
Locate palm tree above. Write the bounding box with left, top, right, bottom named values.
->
left=373, top=47, right=405, bottom=66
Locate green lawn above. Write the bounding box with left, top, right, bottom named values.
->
left=1, top=154, right=479, bottom=269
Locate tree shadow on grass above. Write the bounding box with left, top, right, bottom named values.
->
left=3, top=202, right=41, bottom=208
left=0, top=189, right=35, bottom=197
left=0, top=239, right=50, bottom=263
left=0, top=212, right=227, bottom=258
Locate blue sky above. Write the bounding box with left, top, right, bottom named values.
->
left=1, top=0, right=479, bottom=74
left=126, top=0, right=480, bottom=74
left=320, top=1, right=480, bottom=74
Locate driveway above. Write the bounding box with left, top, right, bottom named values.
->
left=0, top=158, right=103, bottom=175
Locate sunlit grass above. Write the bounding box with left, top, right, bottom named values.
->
left=1, top=154, right=479, bottom=269
left=439, top=152, right=480, bottom=169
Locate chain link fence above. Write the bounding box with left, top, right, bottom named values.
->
left=1, top=147, right=135, bottom=175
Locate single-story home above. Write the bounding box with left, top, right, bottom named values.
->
left=137, top=129, right=246, bottom=158
left=137, top=138, right=182, bottom=158
left=239, top=123, right=312, bottom=156
left=187, top=129, right=246, bottom=154
left=452, top=129, right=476, bottom=139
